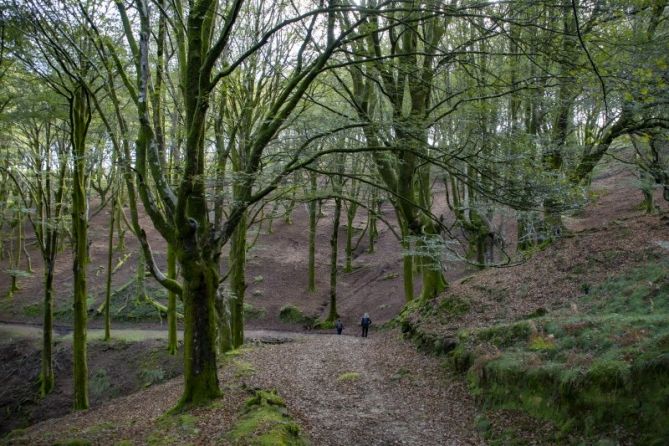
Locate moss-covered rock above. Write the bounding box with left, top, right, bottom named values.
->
left=226, top=389, right=307, bottom=445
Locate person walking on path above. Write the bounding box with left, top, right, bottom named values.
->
left=335, top=319, right=344, bottom=335
left=360, top=313, right=371, bottom=337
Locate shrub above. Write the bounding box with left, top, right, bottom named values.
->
left=279, top=305, right=305, bottom=323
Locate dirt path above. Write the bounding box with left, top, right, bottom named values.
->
left=243, top=331, right=484, bottom=446
left=4, top=326, right=483, bottom=445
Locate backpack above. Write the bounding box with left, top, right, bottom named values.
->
left=361, top=317, right=370, bottom=327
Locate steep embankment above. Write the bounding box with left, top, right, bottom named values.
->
left=399, top=169, right=669, bottom=444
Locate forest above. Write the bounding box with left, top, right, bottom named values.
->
left=0, top=0, right=668, bottom=444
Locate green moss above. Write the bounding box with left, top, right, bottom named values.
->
left=438, top=296, right=471, bottom=317
left=233, top=360, right=255, bottom=378
left=85, top=421, right=115, bottom=434
left=226, top=390, right=307, bottom=446
left=22, top=303, right=41, bottom=317
left=54, top=440, right=92, bottom=446
left=244, top=303, right=266, bottom=321
left=477, top=322, right=532, bottom=347
left=278, top=305, right=306, bottom=324
left=447, top=261, right=669, bottom=443
left=147, top=413, right=200, bottom=445
left=313, top=319, right=335, bottom=329
left=336, top=372, right=360, bottom=382
left=528, top=334, right=556, bottom=351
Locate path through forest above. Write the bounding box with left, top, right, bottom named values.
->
left=7, top=328, right=485, bottom=445
left=243, top=331, right=484, bottom=445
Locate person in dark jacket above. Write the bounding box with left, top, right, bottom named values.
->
left=360, top=313, right=371, bottom=337
left=335, top=319, right=344, bottom=335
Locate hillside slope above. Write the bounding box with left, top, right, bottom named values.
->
left=399, top=169, right=669, bottom=444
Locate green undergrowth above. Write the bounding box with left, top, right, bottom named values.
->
left=447, top=261, right=669, bottom=444
left=146, top=413, right=200, bottom=445
left=53, top=280, right=182, bottom=323
left=277, top=305, right=324, bottom=329
left=278, top=305, right=306, bottom=324
left=244, top=303, right=266, bottom=321
left=225, top=389, right=308, bottom=446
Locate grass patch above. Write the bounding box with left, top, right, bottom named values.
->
left=312, top=319, right=335, bottom=329
left=225, top=390, right=307, bottom=446
left=53, top=440, right=92, bottom=446
left=449, top=260, right=669, bottom=443
left=147, top=413, right=199, bottom=446
left=22, top=303, right=41, bottom=317
left=278, top=305, right=306, bottom=324
left=337, top=372, right=360, bottom=382
left=139, top=367, right=165, bottom=387
left=90, top=368, right=115, bottom=398
left=233, top=360, right=255, bottom=378
left=244, top=302, right=266, bottom=321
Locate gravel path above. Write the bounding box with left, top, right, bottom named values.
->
left=243, top=331, right=484, bottom=446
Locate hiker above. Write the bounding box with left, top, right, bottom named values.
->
left=360, top=313, right=371, bottom=337
left=335, top=319, right=344, bottom=335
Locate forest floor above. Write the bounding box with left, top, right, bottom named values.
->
left=3, top=330, right=485, bottom=445
left=1, top=158, right=669, bottom=444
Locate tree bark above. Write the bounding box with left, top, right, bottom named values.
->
left=328, top=197, right=341, bottom=321
left=307, top=172, right=317, bottom=292
left=167, top=243, right=178, bottom=355
left=229, top=211, right=247, bottom=349
left=69, top=83, right=91, bottom=411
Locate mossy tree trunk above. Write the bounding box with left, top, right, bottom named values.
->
left=9, top=111, right=69, bottom=398
left=109, top=0, right=343, bottom=409
left=167, top=243, right=178, bottom=355
left=368, top=188, right=379, bottom=253
left=307, top=172, right=318, bottom=292
left=177, top=249, right=221, bottom=406
left=104, top=195, right=115, bottom=341
left=328, top=196, right=341, bottom=322
left=327, top=154, right=345, bottom=321
left=69, top=83, right=92, bottom=411
left=341, top=5, right=448, bottom=301
left=229, top=211, right=247, bottom=349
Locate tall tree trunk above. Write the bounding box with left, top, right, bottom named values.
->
left=328, top=197, right=341, bottom=321
left=70, top=83, right=91, bottom=411
left=177, top=254, right=221, bottom=407
left=229, top=211, right=247, bottom=348
left=344, top=203, right=357, bottom=272
left=167, top=243, right=178, bottom=355
left=307, top=173, right=317, bottom=292
left=40, top=260, right=55, bottom=396
left=104, top=199, right=115, bottom=341
left=368, top=190, right=378, bottom=253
